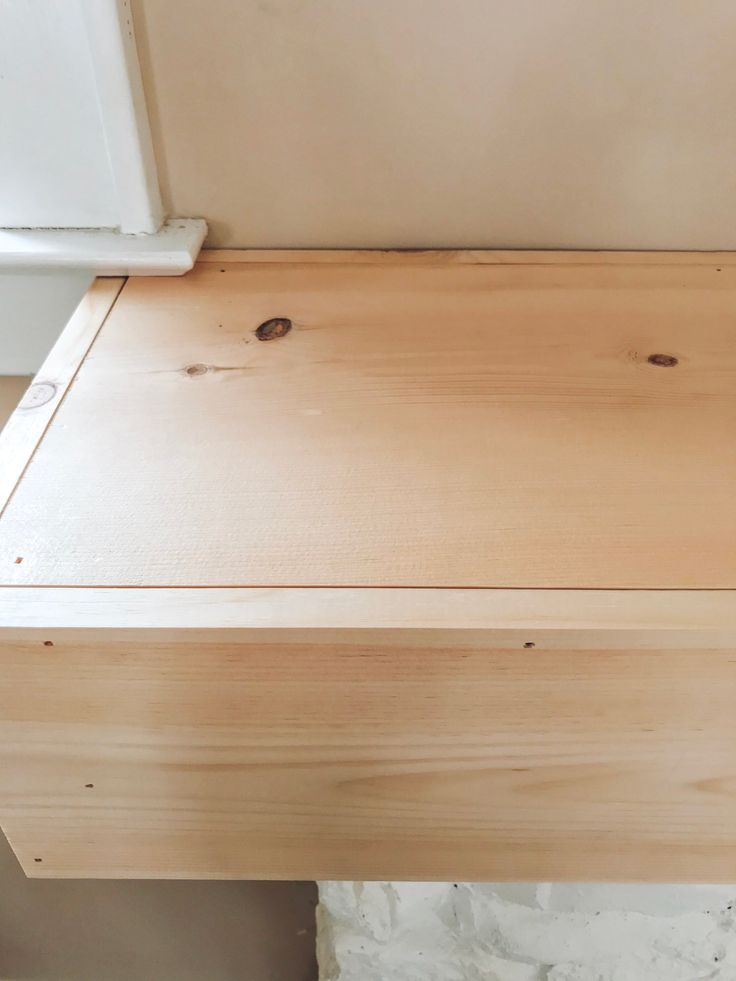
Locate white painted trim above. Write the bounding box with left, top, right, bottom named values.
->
left=81, top=0, right=165, bottom=235
left=0, top=220, right=207, bottom=276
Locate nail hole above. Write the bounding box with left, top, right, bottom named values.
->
left=523, top=642, right=536, bottom=649
left=219, top=268, right=226, bottom=273
left=43, top=641, right=54, bottom=647
left=14, top=556, right=23, bottom=564
left=647, top=353, right=679, bottom=368
left=256, top=318, right=292, bottom=341
left=34, top=858, right=42, bottom=863
left=85, top=783, right=94, bottom=789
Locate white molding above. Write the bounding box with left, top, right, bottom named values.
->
left=0, top=220, right=207, bottom=276
left=81, top=0, right=165, bottom=234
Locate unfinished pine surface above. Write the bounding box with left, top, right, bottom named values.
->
left=198, top=248, right=736, bottom=266
left=2, top=255, right=736, bottom=587
left=1, top=630, right=736, bottom=881
left=4, top=586, right=736, bottom=636
left=2, top=251, right=736, bottom=881
left=0, top=278, right=124, bottom=515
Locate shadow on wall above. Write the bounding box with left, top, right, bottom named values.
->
left=0, top=834, right=317, bottom=981
left=0, top=271, right=92, bottom=375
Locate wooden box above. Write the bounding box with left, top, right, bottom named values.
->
left=1, top=250, right=735, bottom=880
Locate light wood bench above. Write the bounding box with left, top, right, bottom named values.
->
left=1, top=250, right=735, bottom=880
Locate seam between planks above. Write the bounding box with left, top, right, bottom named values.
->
left=2, top=584, right=736, bottom=591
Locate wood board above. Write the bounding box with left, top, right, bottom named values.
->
left=2, top=631, right=736, bottom=881
left=2, top=257, right=736, bottom=588
left=1, top=251, right=735, bottom=880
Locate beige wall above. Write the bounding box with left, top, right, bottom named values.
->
left=133, top=0, right=736, bottom=250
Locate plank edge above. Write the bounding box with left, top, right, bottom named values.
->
left=198, top=248, right=736, bottom=266
left=0, top=278, right=126, bottom=519
left=1, top=586, right=735, bottom=633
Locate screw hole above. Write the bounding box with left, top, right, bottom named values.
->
left=34, top=858, right=42, bottom=863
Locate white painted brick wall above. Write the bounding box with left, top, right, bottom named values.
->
left=317, top=882, right=736, bottom=980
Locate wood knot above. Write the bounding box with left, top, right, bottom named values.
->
left=19, top=381, right=57, bottom=409
left=647, top=353, right=678, bottom=368
left=184, top=363, right=209, bottom=376
left=256, top=318, right=292, bottom=341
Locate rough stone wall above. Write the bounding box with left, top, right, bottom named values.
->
left=317, top=882, right=736, bottom=980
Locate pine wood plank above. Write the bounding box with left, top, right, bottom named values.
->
left=1, top=631, right=736, bottom=880
left=199, top=248, right=736, bottom=266
left=1, top=586, right=736, bottom=639
left=1, top=258, right=735, bottom=588
left=0, top=278, right=125, bottom=518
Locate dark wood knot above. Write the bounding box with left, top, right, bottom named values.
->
left=256, top=318, right=292, bottom=341
left=647, top=353, right=678, bottom=368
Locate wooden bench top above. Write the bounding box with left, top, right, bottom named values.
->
left=2, top=249, right=736, bottom=592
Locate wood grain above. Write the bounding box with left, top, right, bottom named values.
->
left=2, top=258, right=736, bottom=587
left=0, top=278, right=125, bottom=518
left=2, top=253, right=736, bottom=881
left=1, top=586, right=736, bottom=641
left=1, top=631, right=736, bottom=880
